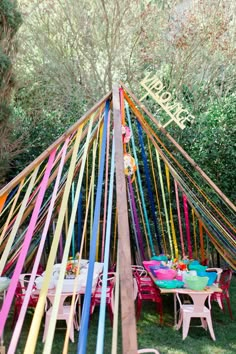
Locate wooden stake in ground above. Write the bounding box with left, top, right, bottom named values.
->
left=113, top=84, right=138, bottom=354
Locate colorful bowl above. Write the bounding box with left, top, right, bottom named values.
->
left=143, top=260, right=161, bottom=271
left=151, top=255, right=168, bottom=262
left=155, top=268, right=177, bottom=280
left=188, top=263, right=208, bottom=272
left=198, top=271, right=217, bottom=286
left=185, top=275, right=208, bottom=290
left=155, top=279, right=184, bottom=289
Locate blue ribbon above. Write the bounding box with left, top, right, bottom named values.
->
left=77, top=100, right=110, bottom=354
left=136, top=120, right=162, bottom=253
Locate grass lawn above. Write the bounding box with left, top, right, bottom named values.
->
left=3, top=275, right=236, bottom=353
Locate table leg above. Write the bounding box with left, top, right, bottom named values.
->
left=173, top=293, right=178, bottom=330
left=0, top=291, right=6, bottom=354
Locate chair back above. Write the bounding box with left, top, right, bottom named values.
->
left=131, top=265, right=147, bottom=277
left=219, top=269, right=232, bottom=293
left=206, top=268, right=223, bottom=284
left=94, top=272, right=116, bottom=299
left=134, top=271, right=160, bottom=300
left=19, top=274, right=32, bottom=293
left=177, top=289, right=212, bottom=312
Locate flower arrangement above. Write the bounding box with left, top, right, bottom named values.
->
left=171, top=258, right=188, bottom=271
left=65, top=262, right=78, bottom=279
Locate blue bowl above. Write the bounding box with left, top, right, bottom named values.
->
left=149, top=265, right=169, bottom=277
left=197, top=271, right=217, bottom=286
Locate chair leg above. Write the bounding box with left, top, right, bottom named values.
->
left=176, top=310, right=183, bottom=331
left=225, top=296, right=233, bottom=320
left=66, top=319, right=74, bottom=342
left=182, top=315, right=191, bottom=340
left=12, top=305, right=20, bottom=328
left=108, top=304, right=113, bottom=327
left=43, top=314, right=49, bottom=342
left=136, top=299, right=142, bottom=321
left=156, top=302, right=163, bottom=325
left=200, top=317, right=207, bottom=330
left=206, top=315, right=216, bottom=341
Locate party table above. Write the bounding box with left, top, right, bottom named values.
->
left=148, top=271, right=222, bottom=327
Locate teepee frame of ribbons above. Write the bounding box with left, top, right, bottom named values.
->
left=0, top=83, right=235, bottom=354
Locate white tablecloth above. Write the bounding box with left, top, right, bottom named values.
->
left=37, top=260, right=104, bottom=293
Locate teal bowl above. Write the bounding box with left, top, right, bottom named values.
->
left=151, top=255, right=168, bottom=262
left=197, top=271, right=217, bottom=286
left=188, top=264, right=208, bottom=272
left=155, top=279, right=184, bottom=289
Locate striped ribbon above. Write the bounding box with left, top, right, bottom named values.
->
left=8, top=139, right=69, bottom=353
left=147, top=138, right=167, bottom=254
left=199, top=220, right=205, bottom=263
left=183, top=194, right=193, bottom=259
left=96, top=135, right=115, bottom=353
left=165, top=165, right=178, bottom=258
left=174, top=180, right=185, bottom=258
left=127, top=179, right=142, bottom=264
left=0, top=149, right=56, bottom=337
left=111, top=245, right=120, bottom=354
left=125, top=101, right=156, bottom=256
left=132, top=173, right=151, bottom=259
left=101, top=112, right=111, bottom=261
left=43, top=118, right=94, bottom=354
left=136, top=120, right=162, bottom=254
left=127, top=176, right=146, bottom=260
left=24, top=125, right=84, bottom=353
left=192, top=209, right=198, bottom=259
left=155, top=150, right=173, bottom=258
left=77, top=100, right=110, bottom=354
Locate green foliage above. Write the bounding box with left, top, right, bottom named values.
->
left=176, top=93, right=236, bottom=202
left=0, top=0, right=22, bottom=39
left=0, top=0, right=22, bottom=183
left=0, top=49, right=11, bottom=83
left=0, top=101, right=12, bottom=122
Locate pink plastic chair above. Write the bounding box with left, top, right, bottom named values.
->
left=12, top=274, right=39, bottom=327
left=211, top=268, right=233, bottom=319
left=206, top=268, right=223, bottom=284
left=132, top=265, right=148, bottom=300
left=176, top=289, right=216, bottom=341
left=90, top=272, right=116, bottom=326
left=43, top=293, right=81, bottom=342
left=133, top=271, right=163, bottom=324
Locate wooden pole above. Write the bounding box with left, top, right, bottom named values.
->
left=120, top=82, right=236, bottom=213
left=113, top=84, right=138, bottom=354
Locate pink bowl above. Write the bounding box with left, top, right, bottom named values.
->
left=155, top=268, right=177, bottom=280
left=143, top=260, right=161, bottom=271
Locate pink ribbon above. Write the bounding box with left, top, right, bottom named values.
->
left=183, top=194, right=193, bottom=259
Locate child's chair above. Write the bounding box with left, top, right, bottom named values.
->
left=211, top=268, right=233, bottom=319
left=133, top=271, right=163, bottom=324
left=176, top=289, right=216, bottom=340
left=12, top=273, right=39, bottom=327
left=90, top=272, right=116, bottom=326
left=43, top=293, right=81, bottom=342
